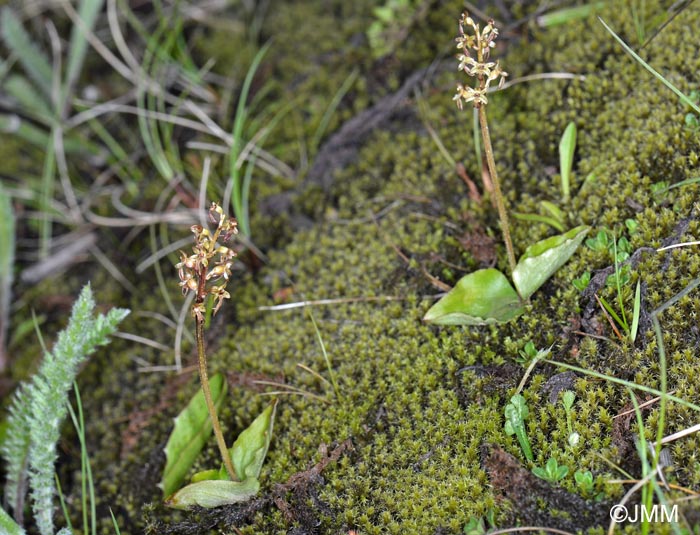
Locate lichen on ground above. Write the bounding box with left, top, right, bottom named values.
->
left=15, top=0, right=700, bottom=533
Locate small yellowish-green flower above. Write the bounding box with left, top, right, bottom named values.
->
left=176, top=202, right=238, bottom=319
left=453, top=12, right=507, bottom=110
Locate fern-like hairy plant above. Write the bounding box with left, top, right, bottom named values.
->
left=1, top=284, right=129, bottom=535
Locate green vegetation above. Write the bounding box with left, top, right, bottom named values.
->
left=532, top=457, right=569, bottom=484
left=559, top=122, right=576, bottom=203
left=168, top=202, right=277, bottom=508
left=574, top=469, right=595, bottom=497
left=561, top=390, right=580, bottom=448
left=585, top=228, right=642, bottom=341
left=175, top=202, right=239, bottom=482
left=0, top=2, right=104, bottom=258
left=366, top=0, right=421, bottom=58
left=159, top=373, right=228, bottom=497
left=1, top=0, right=700, bottom=533
left=63, top=382, right=106, bottom=535
left=504, top=394, right=533, bottom=462
left=0, top=184, right=14, bottom=372
left=424, top=15, right=588, bottom=325
left=1, top=285, right=128, bottom=534
left=515, top=340, right=539, bottom=366
left=513, top=122, right=579, bottom=231
left=684, top=89, right=700, bottom=130
left=165, top=401, right=277, bottom=509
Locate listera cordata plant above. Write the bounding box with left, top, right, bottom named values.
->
left=166, top=202, right=277, bottom=509
left=424, top=13, right=589, bottom=325
left=177, top=202, right=239, bottom=482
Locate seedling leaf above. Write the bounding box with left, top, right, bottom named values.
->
left=513, top=225, right=589, bottom=299
left=164, top=477, right=260, bottom=510
left=562, top=391, right=575, bottom=411
left=533, top=457, right=569, bottom=483
left=504, top=394, right=533, bottom=461
left=531, top=466, right=547, bottom=479
left=574, top=470, right=594, bottom=494
left=231, top=400, right=277, bottom=481
left=505, top=394, right=529, bottom=423
left=160, top=373, right=228, bottom=497
left=559, top=122, right=576, bottom=202
left=423, top=268, right=524, bottom=325
left=512, top=212, right=564, bottom=233
left=540, top=201, right=565, bottom=224
left=630, top=280, right=641, bottom=343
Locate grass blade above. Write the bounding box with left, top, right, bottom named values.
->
left=240, top=99, right=296, bottom=232
left=54, top=471, right=72, bottom=533
left=307, top=310, right=340, bottom=401
left=137, top=19, right=174, bottom=181
left=67, top=383, right=96, bottom=535
left=599, top=17, right=700, bottom=115
left=109, top=508, right=121, bottom=535
left=536, top=3, right=605, bottom=27
left=541, top=358, right=700, bottom=412
left=39, top=130, right=57, bottom=259
left=229, top=41, right=271, bottom=237
left=310, top=68, right=359, bottom=156
left=630, top=280, right=641, bottom=343
left=597, top=294, right=627, bottom=335
left=664, top=176, right=700, bottom=191
left=63, top=0, right=105, bottom=110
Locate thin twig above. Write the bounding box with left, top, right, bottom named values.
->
left=657, top=240, right=700, bottom=251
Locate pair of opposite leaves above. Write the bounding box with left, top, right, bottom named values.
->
left=424, top=226, right=589, bottom=325
left=160, top=373, right=277, bottom=509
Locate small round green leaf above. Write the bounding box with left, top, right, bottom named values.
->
left=423, top=268, right=524, bottom=325
left=513, top=225, right=589, bottom=299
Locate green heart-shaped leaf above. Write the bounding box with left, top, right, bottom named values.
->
left=186, top=401, right=279, bottom=488
left=423, top=268, right=524, bottom=325
left=513, top=225, right=589, bottom=299
left=231, top=400, right=277, bottom=481
left=164, top=477, right=260, bottom=510
left=159, top=373, right=227, bottom=497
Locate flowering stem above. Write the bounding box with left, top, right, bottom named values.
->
left=195, top=310, right=237, bottom=482
left=177, top=202, right=240, bottom=483
left=478, top=105, right=517, bottom=277
left=453, top=13, right=516, bottom=282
